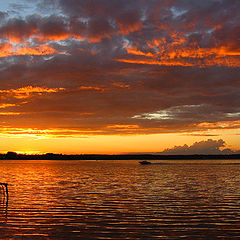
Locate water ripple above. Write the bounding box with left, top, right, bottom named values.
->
left=0, top=160, right=240, bottom=239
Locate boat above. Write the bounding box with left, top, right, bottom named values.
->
left=139, top=160, right=152, bottom=165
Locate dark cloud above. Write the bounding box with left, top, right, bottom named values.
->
left=0, top=14, right=70, bottom=42
left=116, top=9, right=143, bottom=34
left=87, top=16, right=115, bottom=41
left=0, top=17, right=36, bottom=42
left=36, top=15, right=69, bottom=41
left=0, top=11, right=8, bottom=22
left=56, top=0, right=140, bottom=18
left=159, top=139, right=235, bottom=155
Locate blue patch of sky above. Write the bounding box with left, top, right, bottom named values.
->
left=0, top=0, right=61, bottom=18
left=0, top=0, right=36, bottom=18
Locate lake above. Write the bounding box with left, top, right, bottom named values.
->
left=0, top=159, right=240, bottom=239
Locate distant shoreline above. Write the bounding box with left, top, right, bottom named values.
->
left=1, top=152, right=240, bottom=160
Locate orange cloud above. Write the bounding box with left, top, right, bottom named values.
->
left=116, top=58, right=195, bottom=67
left=1, top=28, right=37, bottom=44
left=36, top=33, right=72, bottom=42
left=0, top=43, right=58, bottom=57
left=16, top=45, right=58, bottom=56
left=0, top=43, right=13, bottom=57
left=0, top=86, right=65, bottom=99
left=77, top=86, right=105, bottom=92
left=0, top=127, right=103, bottom=138
left=112, top=82, right=130, bottom=89
left=119, top=37, right=240, bottom=67
left=0, top=112, right=21, bottom=115
left=196, top=120, right=240, bottom=129
left=106, top=124, right=140, bottom=129
left=0, top=103, right=16, bottom=109
left=125, top=45, right=154, bottom=57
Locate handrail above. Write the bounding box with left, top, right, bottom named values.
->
left=0, top=183, right=8, bottom=201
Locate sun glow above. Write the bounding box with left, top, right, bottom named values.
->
left=15, top=150, right=42, bottom=155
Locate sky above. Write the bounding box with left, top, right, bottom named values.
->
left=0, top=0, right=239, bottom=154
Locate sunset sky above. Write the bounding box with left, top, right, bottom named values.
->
left=0, top=0, right=239, bottom=154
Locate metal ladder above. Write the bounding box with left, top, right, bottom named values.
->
left=0, top=183, right=8, bottom=202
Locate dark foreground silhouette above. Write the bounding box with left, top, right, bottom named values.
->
left=1, top=152, right=240, bottom=160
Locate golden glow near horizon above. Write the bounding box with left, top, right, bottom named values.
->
left=0, top=127, right=239, bottom=154
left=0, top=0, right=239, bottom=154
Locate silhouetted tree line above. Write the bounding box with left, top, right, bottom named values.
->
left=0, top=151, right=240, bottom=160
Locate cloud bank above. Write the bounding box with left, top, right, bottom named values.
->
left=159, top=139, right=238, bottom=155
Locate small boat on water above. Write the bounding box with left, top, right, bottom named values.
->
left=139, top=160, right=152, bottom=165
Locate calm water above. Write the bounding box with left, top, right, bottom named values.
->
left=0, top=160, right=240, bottom=239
